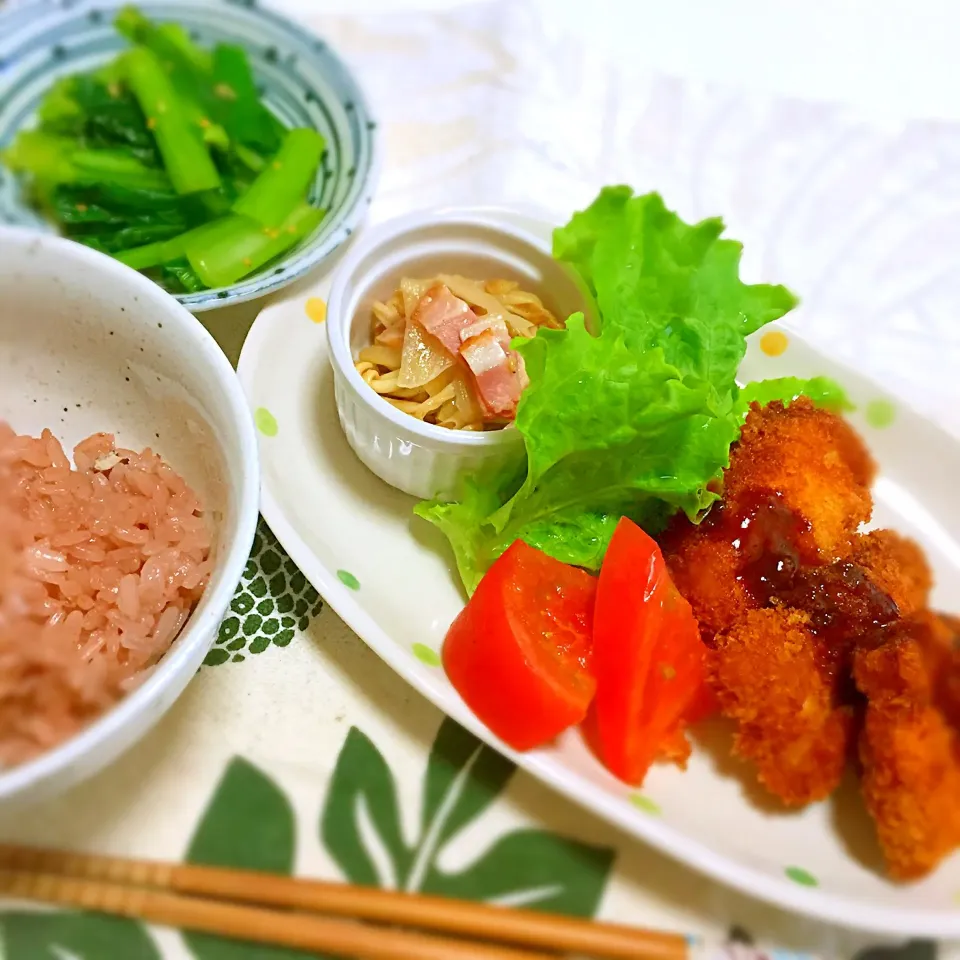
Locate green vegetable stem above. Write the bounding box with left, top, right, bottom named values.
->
left=116, top=204, right=324, bottom=287
left=115, top=239, right=171, bottom=270
left=212, top=43, right=285, bottom=154
left=2, top=131, right=170, bottom=191
left=115, top=6, right=212, bottom=76
left=122, top=46, right=221, bottom=195
left=232, top=128, right=325, bottom=227
left=186, top=203, right=325, bottom=287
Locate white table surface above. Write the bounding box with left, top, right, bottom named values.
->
left=275, top=0, right=960, bottom=123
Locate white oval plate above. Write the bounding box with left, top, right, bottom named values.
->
left=238, top=212, right=960, bottom=938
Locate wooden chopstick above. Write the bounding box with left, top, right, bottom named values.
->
left=0, top=844, right=689, bottom=960
left=0, top=868, right=545, bottom=960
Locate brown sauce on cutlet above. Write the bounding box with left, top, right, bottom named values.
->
left=705, top=490, right=900, bottom=682
left=725, top=491, right=816, bottom=594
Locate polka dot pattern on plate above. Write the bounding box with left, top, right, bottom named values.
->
left=412, top=643, right=441, bottom=667
left=629, top=795, right=662, bottom=815
left=785, top=866, right=818, bottom=887
left=866, top=398, right=896, bottom=428
left=305, top=297, right=327, bottom=323
left=254, top=407, right=279, bottom=437
left=759, top=330, right=789, bottom=356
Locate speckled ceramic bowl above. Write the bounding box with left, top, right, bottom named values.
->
left=0, top=227, right=260, bottom=806
left=0, top=0, right=379, bottom=311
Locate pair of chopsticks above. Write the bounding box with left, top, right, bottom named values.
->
left=0, top=844, right=689, bottom=960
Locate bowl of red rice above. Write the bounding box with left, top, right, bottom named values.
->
left=0, top=227, right=259, bottom=805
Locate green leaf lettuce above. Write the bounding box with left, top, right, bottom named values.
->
left=417, top=187, right=813, bottom=594
left=735, top=375, right=852, bottom=418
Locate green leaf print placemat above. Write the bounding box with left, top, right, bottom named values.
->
left=206, top=524, right=324, bottom=666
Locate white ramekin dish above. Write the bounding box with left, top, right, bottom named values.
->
left=325, top=208, right=593, bottom=500
left=0, top=228, right=260, bottom=807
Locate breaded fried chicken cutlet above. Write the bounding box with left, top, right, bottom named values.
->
left=662, top=400, right=888, bottom=803
left=722, top=397, right=876, bottom=559
left=854, top=613, right=960, bottom=879
left=661, top=398, right=877, bottom=641
left=852, top=530, right=933, bottom=618
left=662, top=399, right=960, bottom=877
left=703, top=547, right=902, bottom=804
left=711, top=607, right=853, bottom=803
left=931, top=614, right=960, bottom=732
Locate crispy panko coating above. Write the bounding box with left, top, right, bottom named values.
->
left=920, top=612, right=960, bottom=732
left=852, top=530, right=932, bottom=617
left=854, top=614, right=960, bottom=880
left=663, top=400, right=877, bottom=642
left=661, top=522, right=755, bottom=641
left=939, top=616, right=960, bottom=730
left=710, top=608, right=853, bottom=805
left=939, top=613, right=960, bottom=637
left=724, top=399, right=876, bottom=561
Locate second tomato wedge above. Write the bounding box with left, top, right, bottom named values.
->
left=442, top=540, right=597, bottom=751
left=590, top=517, right=708, bottom=785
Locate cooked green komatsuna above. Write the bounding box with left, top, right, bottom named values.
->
left=1, top=5, right=326, bottom=294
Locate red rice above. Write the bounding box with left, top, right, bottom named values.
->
left=0, top=423, right=211, bottom=766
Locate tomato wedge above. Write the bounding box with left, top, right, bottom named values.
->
left=442, top=540, right=597, bottom=751
left=590, top=517, right=708, bottom=785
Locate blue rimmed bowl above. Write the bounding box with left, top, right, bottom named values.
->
left=0, top=0, right=380, bottom=311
